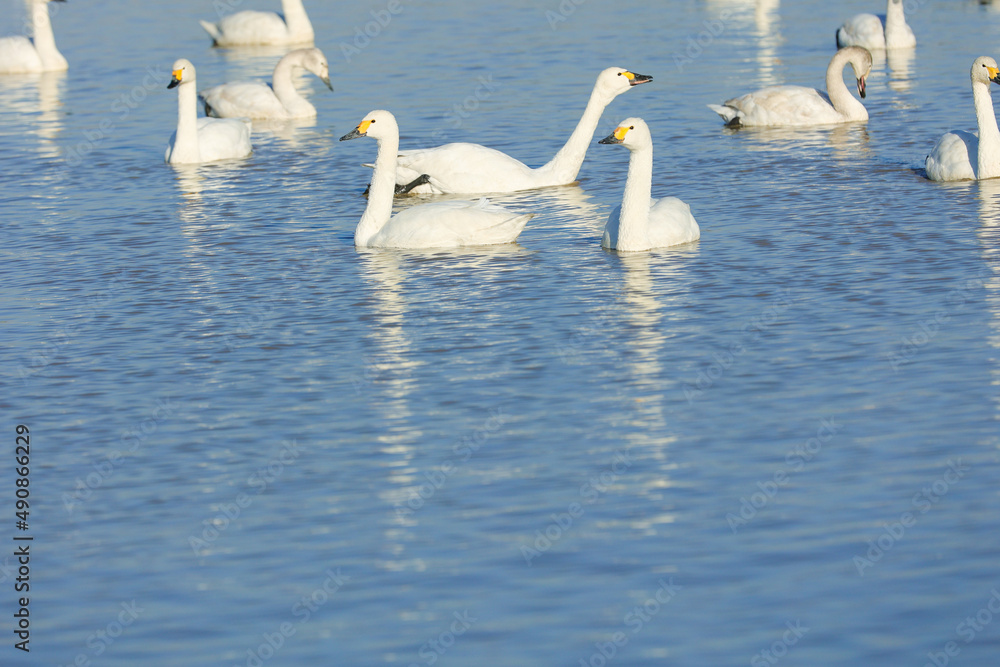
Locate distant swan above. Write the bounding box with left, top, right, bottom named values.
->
left=200, top=48, right=332, bottom=120
left=383, top=67, right=653, bottom=194
left=0, top=0, right=67, bottom=74
left=165, top=59, right=253, bottom=165
left=709, top=47, right=873, bottom=127
left=598, top=118, right=699, bottom=252
left=836, top=0, right=916, bottom=51
left=200, top=0, right=314, bottom=47
left=926, top=57, right=1000, bottom=182
left=341, top=110, right=531, bottom=249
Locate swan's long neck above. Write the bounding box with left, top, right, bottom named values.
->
left=31, top=1, right=66, bottom=70
left=826, top=51, right=867, bottom=121
left=271, top=54, right=314, bottom=116
left=173, top=81, right=201, bottom=163
left=281, top=0, right=313, bottom=39
left=538, top=85, right=612, bottom=182
left=973, top=79, right=1000, bottom=179
left=883, top=0, right=908, bottom=43
left=356, top=132, right=399, bottom=246
left=616, top=144, right=654, bottom=251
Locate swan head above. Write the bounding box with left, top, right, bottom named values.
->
left=299, top=47, right=333, bottom=91
left=599, top=117, right=651, bottom=150
left=837, top=46, right=873, bottom=99
left=971, top=56, right=1000, bottom=86
left=168, top=58, right=196, bottom=90
left=340, top=109, right=398, bottom=142
left=596, top=67, right=653, bottom=99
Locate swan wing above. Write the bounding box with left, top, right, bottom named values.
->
left=201, top=82, right=288, bottom=119
left=0, top=36, right=43, bottom=74
left=214, top=11, right=289, bottom=46
left=926, top=130, right=977, bottom=182
left=369, top=199, right=531, bottom=248
left=195, top=117, right=253, bottom=162
left=717, top=85, right=844, bottom=127
left=647, top=198, right=700, bottom=248
left=836, top=13, right=885, bottom=50
left=394, top=143, right=537, bottom=194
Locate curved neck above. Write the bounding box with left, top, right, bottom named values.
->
left=356, top=133, right=399, bottom=246
left=271, top=55, right=314, bottom=115
left=281, top=0, right=313, bottom=38
left=826, top=52, right=866, bottom=120
left=173, top=82, right=201, bottom=162
left=973, top=79, right=1000, bottom=179
left=31, top=2, right=65, bottom=69
left=538, top=84, right=612, bottom=181
left=616, top=145, right=654, bottom=250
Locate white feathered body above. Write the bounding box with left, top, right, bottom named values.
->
left=925, top=131, right=978, bottom=182
left=201, top=82, right=311, bottom=120
left=0, top=36, right=47, bottom=74
left=603, top=197, right=700, bottom=251
left=0, top=1, right=68, bottom=74
left=393, top=143, right=546, bottom=195
left=367, top=198, right=531, bottom=249
left=710, top=85, right=863, bottom=127
left=165, top=117, right=253, bottom=164
left=200, top=1, right=313, bottom=47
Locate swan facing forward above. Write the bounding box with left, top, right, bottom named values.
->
left=599, top=119, right=699, bottom=252
left=709, top=47, right=873, bottom=127
left=0, top=0, right=67, bottom=74
left=384, top=67, right=653, bottom=195
left=165, top=59, right=253, bottom=165
left=926, top=57, right=1000, bottom=182
left=341, top=111, right=531, bottom=249
left=200, top=0, right=313, bottom=47
left=837, top=0, right=916, bottom=51
left=200, top=48, right=331, bottom=120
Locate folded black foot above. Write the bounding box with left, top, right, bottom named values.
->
left=363, top=174, right=432, bottom=197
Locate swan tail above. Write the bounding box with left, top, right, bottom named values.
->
left=708, top=104, right=742, bottom=127
left=200, top=20, right=222, bottom=45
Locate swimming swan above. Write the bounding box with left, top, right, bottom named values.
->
left=200, top=48, right=332, bottom=120
left=341, top=110, right=531, bottom=249
left=383, top=67, right=653, bottom=195
left=598, top=118, right=699, bottom=252
left=0, top=0, right=67, bottom=74
left=836, top=0, right=916, bottom=51
left=165, top=59, right=253, bottom=165
left=925, top=57, right=1000, bottom=182
left=200, top=0, right=314, bottom=47
left=709, top=47, right=873, bottom=127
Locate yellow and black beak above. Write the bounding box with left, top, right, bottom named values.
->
left=599, top=125, right=631, bottom=145
left=340, top=119, right=373, bottom=141
left=989, top=66, right=1000, bottom=85
left=167, top=69, right=183, bottom=90
left=622, top=71, right=653, bottom=87
left=857, top=75, right=867, bottom=99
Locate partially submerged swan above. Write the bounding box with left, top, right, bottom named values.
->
left=599, top=119, right=699, bottom=252
left=0, top=0, right=68, bottom=74
left=341, top=110, right=531, bottom=249
left=709, top=47, right=873, bottom=127
left=836, top=0, right=916, bottom=51
left=200, top=48, right=332, bottom=120
left=165, top=59, right=253, bottom=165
left=382, top=67, right=653, bottom=194
left=925, top=57, right=1000, bottom=181
left=200, top=0, right=314, bottom=47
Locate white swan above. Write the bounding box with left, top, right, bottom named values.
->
left=200, top=0, right=313, bottom=47
left=836, top=0, right=916, bottom=51
left=382, top=67, right=653, bottom=195
left=709, top=47, right=873, bottom=127
left=165, top=59, right=253, bottom=165
left=598, top=119, right=699, bottom=252
left=0, top=0, right=67, bottom=74
left=926, top=57, right=1000, bottom=182
left=200, top=48, right=331, bottom=120
left=340, top=111, right=531, bottom=249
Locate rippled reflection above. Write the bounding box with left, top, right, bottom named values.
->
left=704, top=0, right=782, bottom=85
left=976, top=182, right=1000, bottom=414
left=0, top=71, right=65, bottom=159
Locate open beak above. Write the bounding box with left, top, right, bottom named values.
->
left=628, top=72, right=653, bottom=87
left=857, top=75, right=867, bottom=99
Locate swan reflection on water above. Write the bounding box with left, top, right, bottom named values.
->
left=0, top=70, right=65, bottom=160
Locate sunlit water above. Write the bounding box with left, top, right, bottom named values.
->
left=1, top=1, right=999, bottom=665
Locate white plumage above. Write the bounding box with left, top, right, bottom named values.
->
left=341, top=111, right=531, bottom=249
left=599, top=119, right=699, bottom=252
left=165, top=59, right=253, bottom=165
left=836, top=0, right=916, bottom=51
left=0, top=0, right=67, bottom=74
left=200, top=0, right=314, bottom=47
left=709, top=47, right=873, bottom=127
